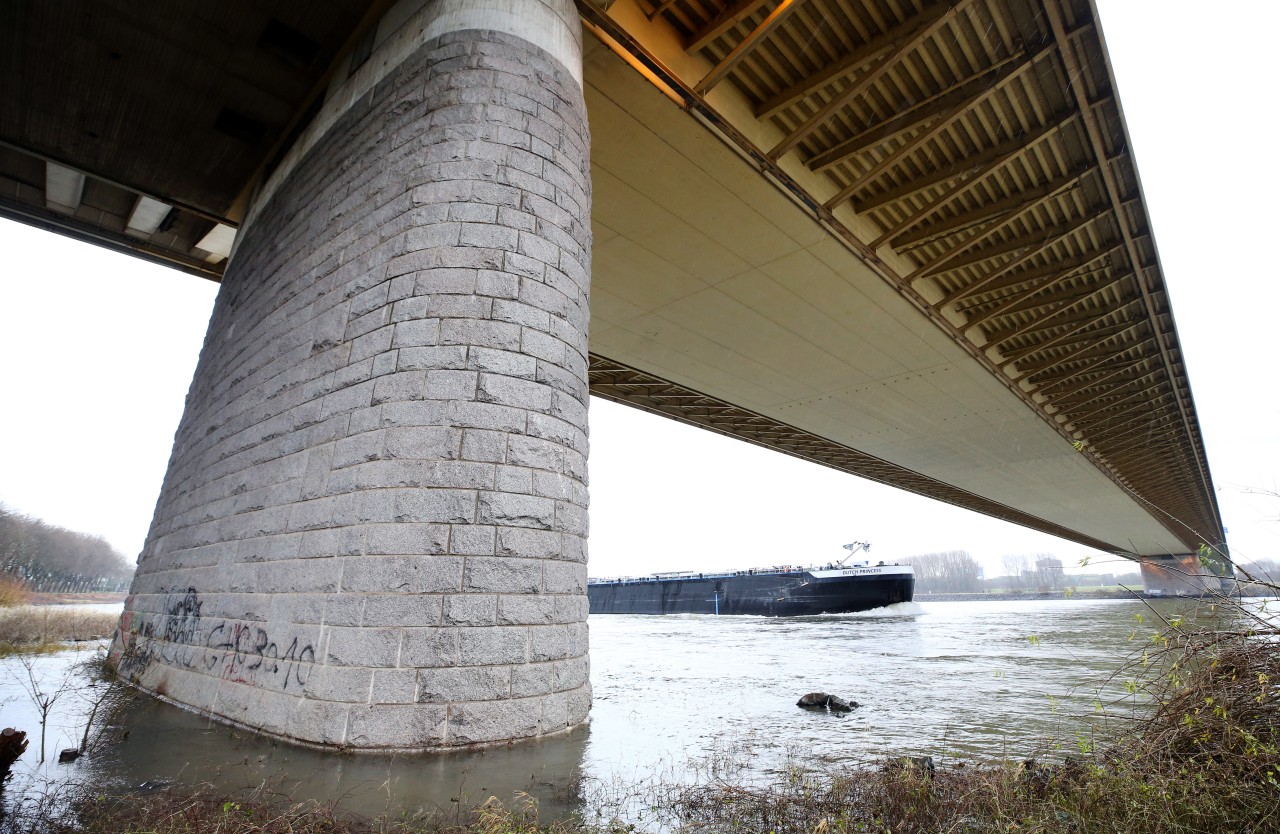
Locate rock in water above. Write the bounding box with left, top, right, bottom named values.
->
left=797, top=692, right=860, bottom=712
left=57, top=748, right=81, bottom=763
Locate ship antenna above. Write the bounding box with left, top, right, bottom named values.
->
left=838, top=541, right=871, bottom=566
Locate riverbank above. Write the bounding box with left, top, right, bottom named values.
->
left=916, top=589, right=1142, bottom=602
left=9, top=718, right=1277, bottom=834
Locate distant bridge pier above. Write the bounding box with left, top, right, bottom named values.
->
left=110, top=0, right=592, bottom=750
left=1139, top=550, right=1234, bottom=596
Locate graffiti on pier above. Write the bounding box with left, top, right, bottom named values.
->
left=115, top=587, right=315, bottom=692
left=117, top=586, right=202, bottom=678
left=162, top=587, right=202, bottom=644
left=204, top=622, right=314, bottom=689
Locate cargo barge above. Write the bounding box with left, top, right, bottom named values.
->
left=588, top=542, right=914, bottom=616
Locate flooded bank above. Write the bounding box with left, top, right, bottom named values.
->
left=0, top=597, right=1225, bottom=821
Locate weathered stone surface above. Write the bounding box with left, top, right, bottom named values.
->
left=109, top=0, right=590, bottom=751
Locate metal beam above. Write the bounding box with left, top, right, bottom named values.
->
left=967, top=269, right=1125, bottom=331
left=695, top=0, right=808, bottom=94
left=896, top=165, right=1090, bottom=254
left=992, top=302, right=1118, bottom=347
left=1041, top=356, right=1152, bottom=406
left=753, top=0, right=957, bottom=119
left=1014, top=320, right=1142, bottom=383
left=1003, top=317, right=1135, bottom=367
left=956, top=243, right=1122, bottom=301
left=914, top=174, right=1094, bottom=283
left=820, top=49, right=1054, bottom=210
left=1085, top=409, right=1172, bottom=450
left=1052, top=367, right=1163, bottom=414
left=1085, top=409, right=1181, bottom=447
left=1028, top=335, right=1153, bottom=393
left=647, top=0, right=683, bottom=20
left=686, top=0, right=774, bottom=53
left=988, top=292, right=1137, bottom=352
left=1069, top=394, right=1172, bottom=437
left=1059, top=386, right=1154, bottom=429
left=891, top=180, right=1078, bottom=251
left=768, top=0, right=976, bottom=159
left=808, top=43, right=1048, bottom=174
left=958, top=262, right=1109, bottom=318
left=575, top=0, right=1206, bottom=552
left=1104, top=441, right=1185, bottom=474
left=859, top=111, right=1080, bottom=221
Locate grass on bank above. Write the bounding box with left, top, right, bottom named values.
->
left=0, top=576, right=119, bottom=655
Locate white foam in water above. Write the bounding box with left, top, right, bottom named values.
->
left=807, top=601, right=924, bottom=618
left=866, top=601, right=926, bottom=616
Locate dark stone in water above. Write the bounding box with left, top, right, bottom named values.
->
left=796, top=692, right=860, bottom=712
left=137, top=780, right=173, bottom=792
left=58, top=748, right=81, bottom=763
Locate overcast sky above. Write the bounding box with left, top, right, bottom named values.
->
left=1, top=0, right=1276, bottom=580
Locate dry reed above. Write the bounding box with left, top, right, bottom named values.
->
left=0, top=575, right=31, bottom=608
left=0, top=606, right=118, bottom=653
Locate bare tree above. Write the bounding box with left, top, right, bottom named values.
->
left=1001, top=554, right=1031, bottom=590
left=0, top=504, right=133, bottom=593
left=1033, top=554, right=1065, bottom=592
left=907, top=551, right=982, bottom=593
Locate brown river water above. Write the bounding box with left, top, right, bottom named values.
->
left=0, top=597, right=1236, bottom=822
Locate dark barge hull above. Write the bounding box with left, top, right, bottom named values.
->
left=588, top=571, right=914, bottom=616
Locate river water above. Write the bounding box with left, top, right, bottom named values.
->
left=0, top=597, right=1225, bottom=822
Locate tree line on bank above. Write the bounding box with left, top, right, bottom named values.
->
left=0, top=505, right=134, bottom=593
left=905, top=550, right=1142, bottom=594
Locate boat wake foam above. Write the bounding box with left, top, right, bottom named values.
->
left=852, top=601, right=925, bottom=618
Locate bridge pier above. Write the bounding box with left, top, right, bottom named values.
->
left=110, top=0, right=592, bottom=750
left=1139, top=551, right=1233, bottom=597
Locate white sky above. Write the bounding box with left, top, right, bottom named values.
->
left=0, top=0, right=1276, bottom=579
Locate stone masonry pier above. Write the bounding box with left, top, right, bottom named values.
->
left=109, top=0, right=593, bottom=750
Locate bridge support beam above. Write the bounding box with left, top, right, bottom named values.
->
left=1139, top=551, right=1233, bottom=597
left=110, top=0, right=592, bottom=750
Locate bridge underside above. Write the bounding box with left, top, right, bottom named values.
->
left=0, top=0, right=1222, bottom=558
left=1, top=0, right=1225, bottom=748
